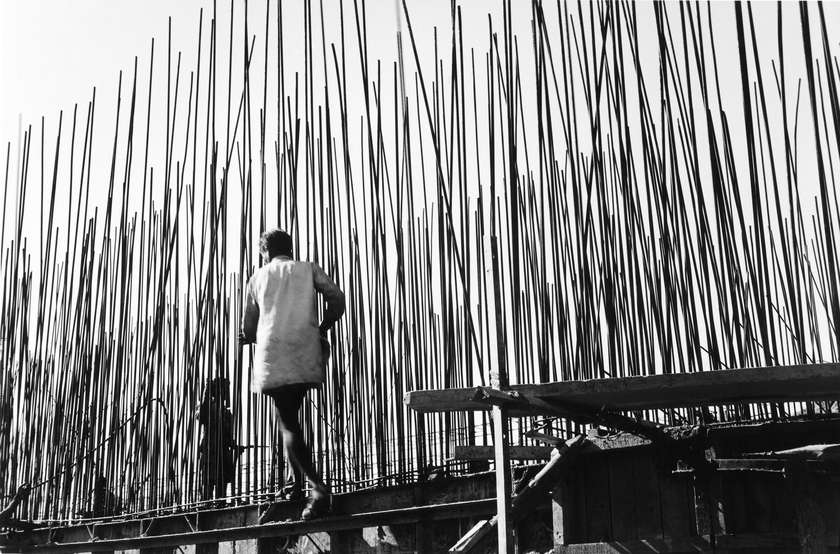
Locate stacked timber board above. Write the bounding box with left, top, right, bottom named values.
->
left=405, top=363, right=840, bottom=414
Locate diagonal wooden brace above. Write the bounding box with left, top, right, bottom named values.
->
left=449, top=435, right=588, bottom=553
left=471, top=387, right=709, bottom=460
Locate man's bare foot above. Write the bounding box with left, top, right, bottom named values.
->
left=282, top=486, right=304, bottom=502
left=258, top=503, right=281, bottom=524
left=300, top=488, right=330, bottom=521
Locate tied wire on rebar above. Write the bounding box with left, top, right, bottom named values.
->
left=2, top=0, right=840, bottom=525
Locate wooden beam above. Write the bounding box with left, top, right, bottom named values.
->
left=552, top=533, right=800, bottom=553
left=450, top=517, right=496, bottom=552
left=746, top=443, right=840, bottom=461
left=405, top=363, right=840, bottom=413
left=674, top=458, right=788, bottom=473
left=450, top=436, right=588, bottom=553
left=530, top=419, right=840, bottom=455
left=452, top=446, right=554, bottom=461
left=6, top=499, right=496, bottom=552
left=492, top=405, right=514, bottom=553
left=551, top=480, right=570, bottom=549
left=510, top=436, right=587, bottom=514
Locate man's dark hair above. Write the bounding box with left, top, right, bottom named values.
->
left=260, top=229, right=293, bottom=259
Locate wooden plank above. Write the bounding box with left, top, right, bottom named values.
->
left=529, top=431, right=651, bottom=453
left=452, top=445, right=554, bottom=461
left=405, top=363, right=840, bottom=413
left=551, top=478, right=570, bottom=548
left=492, top=405, right=514, bottom=553
left=712, top=472, right=729, bottom=538
left=587, top=433, right=651, bottom=452
left=511, top=436, right=587, bottom=514
left=589, top=419, right=840, bottom=455
left=450, top=436, right=588, bottom=553
left=746, top=443, right=840, bottom=460
left=674, top=458, right=788, bottom=473
left=449, top=517, right=495, bottom=552
left=709, top=418, right=840, bottom=455
left=552, top=532, right=800, bottom=553
left=716, top=459, right=787, bottom=472
left=692, top=474, right=713, bottom=540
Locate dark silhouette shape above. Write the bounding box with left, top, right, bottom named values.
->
left=0, top=484, right=34, bottom=531
left=195, top=376, right=238, bottom=504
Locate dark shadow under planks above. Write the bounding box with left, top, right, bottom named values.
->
left=567, top=461, right=588, bottom=544
left=631, top=450, right=664, bottom=540
left=718, top=472, right=795, bottom=535
left=583, top=454, right=613, bottom=541
left=787, top=468, right=840, bottom=551
left=720, top=473, right=748, bottom=535
left=645, top=455, right=695, bottom=541
left=741, top=473, right=793, bottom=534
left=607, top=450, right=638, bottom=540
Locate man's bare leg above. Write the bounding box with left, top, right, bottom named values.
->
left=278, top=421, right=327, bottom=497
left=266, top=386, right=330, bottom=520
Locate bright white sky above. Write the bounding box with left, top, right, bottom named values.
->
left=0, top=1, right=199, bottom=141
left=0, top=1, right=835, bottom=251
left=0, top=0, right=476, bottom=146
left=2, top=0, right=840, bottom=409
left=0, top=0, right=537, bottom=249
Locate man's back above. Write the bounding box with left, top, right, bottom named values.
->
left=244, top=257, right=341, bottom=392
left=241, top=229, right=345, bottom=521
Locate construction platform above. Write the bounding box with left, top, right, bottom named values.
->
left=3, top=418, right=840, bottom=553
left=3, top=466, right=501, bottom=553
left=4, top=365, right=840, bottom=553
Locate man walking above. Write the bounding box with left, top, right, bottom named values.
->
left=240, top=229, right=345, bottom=521
left=195, top=376, right=237, bottom=504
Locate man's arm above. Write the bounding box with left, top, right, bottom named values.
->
left=240, top=280, right=259, bottom=344
left=0, top=485, right=30, bottom=521
left=312, top=263, right=345, bottom=333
